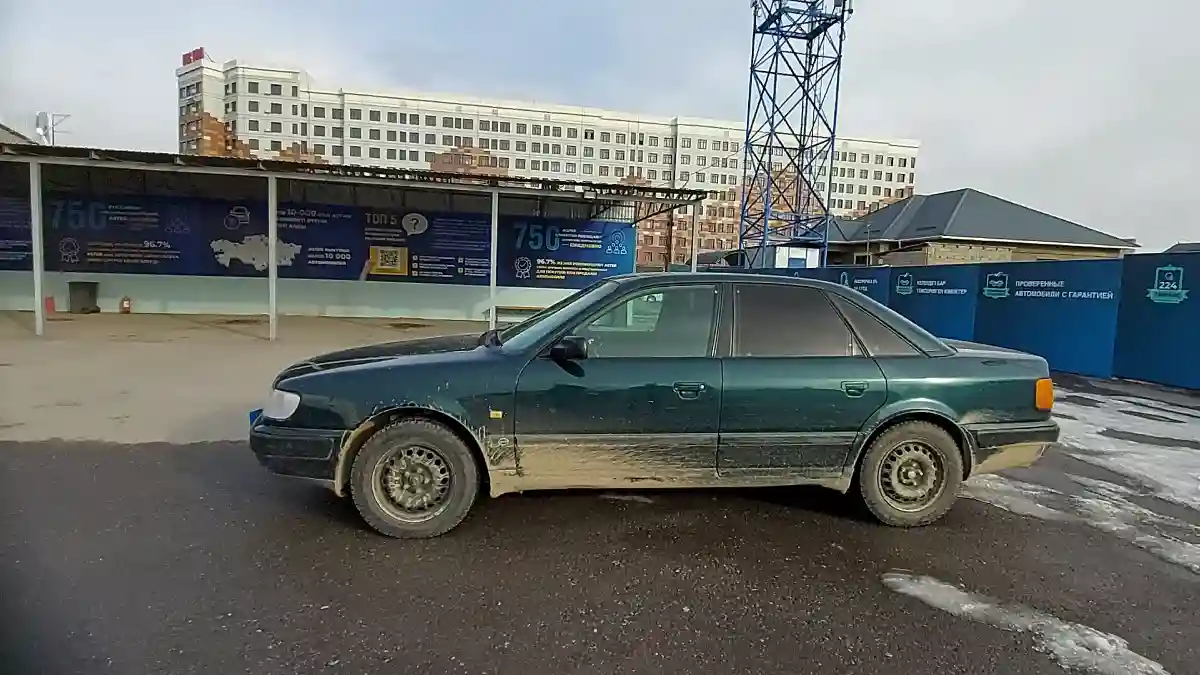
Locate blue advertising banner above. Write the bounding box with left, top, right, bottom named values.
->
left=43, top=195, right=271, bottom=277
left=1113, top=253, right=1200, bottom=389
left=0, top=196, right=33, bottom=271
left=1, top=194, right=634, bottom=287
left=889, top=264, right=980, bottom=340
left=278, top=206, right=492, bottom=285
left=495, top=217, right=635, bottom=289
left=973, top=259, right=1123, bottom=378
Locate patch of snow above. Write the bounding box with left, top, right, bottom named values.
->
left=1054, top=394, right=1200, bottom=513
left=962, top=474, right=1200, bottom=576
left=961, top=474, right=1071, bottom=521
left=882, top=572, right=1171, bottom=675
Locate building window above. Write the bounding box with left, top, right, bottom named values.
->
left=409, top=150, right=419, bottom=160
left=386, top=148, right=397, bottom=159
left=369, top=147, right=381, bottom=159
left=312, top=106, right=325, bottom=118
left=348, top=146, right=361, bottom=157
left=386, top=111, right=397, bottom=124
left=409, top=132, right=419, bottom=143
left=331, top=109, right=344, bottom=120
left=367, top=129, right=379, bottom=141
left=698, top=139, right=708, bottom=150
left=516, top=159, right=526, bottom=169
left=350, top=128, right=362, bottom=139
left=583, top=164, right=594, bottom=174
left=442, top=134, right=453, bottom=145
left=599, top=166, right=610, bottom=176
left=566, top=162, right=577, bottom=173
left=615, top=133, right=626, bottom=144
left=425, top=134, right=436, bottom=144
left=386, top=130, right=397, bottom=142
left=269, top=140, right=282, bottom=151
left=248, top=139, right=260, bottom=150
left=516, top=141, right=527, bottom=152
left=516, top=123, right=527, bottom=134
left=369, top=110, right=381, bottom=122
left=269, top=103, right=282, bottom=114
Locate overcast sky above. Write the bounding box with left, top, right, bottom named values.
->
left=0, top=0, right=1195, bottom=251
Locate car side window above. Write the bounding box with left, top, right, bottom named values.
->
left=733, top=284, right=854, bottom=357
left=576, top=284, right=717, bottom=358
left=829, top=294, right=921, bottom=357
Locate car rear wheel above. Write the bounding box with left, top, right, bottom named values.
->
left=350, top=417, right=480, bottom=539
left=856, top=420, right=963, bottom=527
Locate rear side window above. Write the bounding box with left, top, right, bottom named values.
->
left=829, top=294, right=921, bottom=357
left=733, top=284, right=853, bottom=357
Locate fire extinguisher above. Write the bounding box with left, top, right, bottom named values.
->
left=119, top=296, right=132, bottom=314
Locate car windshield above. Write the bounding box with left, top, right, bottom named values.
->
left=498, top=280, right=619, bottom=351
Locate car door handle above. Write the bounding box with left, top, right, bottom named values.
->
left=841, top=381, right=868, bottom=398
left=673, top=382, right=706, bottom=400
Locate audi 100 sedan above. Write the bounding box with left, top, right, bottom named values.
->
left=249, top=273, right=1059, bottom=539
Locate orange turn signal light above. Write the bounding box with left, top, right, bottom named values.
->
left=1035, top=378, right=1055, bottom=411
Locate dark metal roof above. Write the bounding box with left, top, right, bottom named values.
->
left=0, top=142, right=707, bottom=204
left=1164, top=242, right=1200, bottom=254
left=0, top=123, right=30, bottom=143
left=828, top=188, right=1135, bottom=249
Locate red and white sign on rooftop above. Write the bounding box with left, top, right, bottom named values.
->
left=181, top=47, right=205, bottom=67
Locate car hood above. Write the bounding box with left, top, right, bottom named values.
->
left=275, top=333, right=482, bottom=382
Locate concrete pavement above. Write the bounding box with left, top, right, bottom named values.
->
left=2, top=440, right=1196, bottom=675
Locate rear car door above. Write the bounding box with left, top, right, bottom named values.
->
left=718, top=283, right=887, bottom=477
left=513, top=282, right=723, bottom=484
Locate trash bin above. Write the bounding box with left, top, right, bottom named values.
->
left=68, top=281, right=100, bottom=314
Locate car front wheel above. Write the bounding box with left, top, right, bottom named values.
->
left=350, top=417, right=481, bottom=538
left=856, top=420, right=963, bottom=527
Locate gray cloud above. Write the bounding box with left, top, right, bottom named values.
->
left=1, top=0, right=1194, bottom=249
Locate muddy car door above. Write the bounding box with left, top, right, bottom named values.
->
left=717, top=282, right=887, bottom=479
left=512, top=283, right=723, bottom=486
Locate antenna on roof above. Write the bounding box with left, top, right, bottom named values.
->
left=34, top=112, right=71, bottom=146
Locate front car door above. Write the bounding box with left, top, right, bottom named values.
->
left=512, top=282, right=723, bottom=488
left=718, top=282, right=888, bottom=479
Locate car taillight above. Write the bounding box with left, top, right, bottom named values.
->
left=1035, top=378, right=1054, bottom=411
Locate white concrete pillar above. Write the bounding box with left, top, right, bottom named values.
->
left=488, top=189, right=499, bottom=330
left=267, top=175, right=278, bottom=341
left=29, top=161, right=45, bottom=337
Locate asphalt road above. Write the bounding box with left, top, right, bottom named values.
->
left=2, top=441, right=1196, bottom=675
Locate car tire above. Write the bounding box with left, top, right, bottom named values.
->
left=856, top=420, right=963, bottom=527
left=350, top=417, right=480, bottom=539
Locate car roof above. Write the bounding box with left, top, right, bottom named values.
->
left=610, top=271, right=848, bottom=292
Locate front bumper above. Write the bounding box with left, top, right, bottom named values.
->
left=249, top=423, right=342, bottom=480
left=965, top=419, right=1059, bottom=475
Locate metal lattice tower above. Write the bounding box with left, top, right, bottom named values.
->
left=737, top=0, right=852, bottom=267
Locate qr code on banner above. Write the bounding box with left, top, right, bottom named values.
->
left=369, top=246, right=409, bottom=276
left=377, top=247, right=402, bottom=269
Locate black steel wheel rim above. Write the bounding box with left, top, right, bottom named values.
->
left=877, top=440, right=946, bottom=513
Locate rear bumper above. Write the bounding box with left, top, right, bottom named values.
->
left=249, top=423, right=342, bottom=481
left=965, top=420, right=1059, bottom=475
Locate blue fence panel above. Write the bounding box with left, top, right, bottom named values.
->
left=888, top=264, right=980, bottom=340
left=973, top=259, right=1123, bottom=378
left=829, top=267, right=893, bottom=306
left=1113, top=252, right=1200, bottom=389
left=4, top=194, right=635, bottom=287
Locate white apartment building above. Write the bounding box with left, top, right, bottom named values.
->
left=176, top=52, right=920, bottom=261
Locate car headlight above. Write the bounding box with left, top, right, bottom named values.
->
left=262, top=389, right=301, bottom=421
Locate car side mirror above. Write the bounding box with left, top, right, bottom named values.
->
left=550, top=335, right=589, bottom=361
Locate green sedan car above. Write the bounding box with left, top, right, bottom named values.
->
left=249, top=272, right=1059, bottom=538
